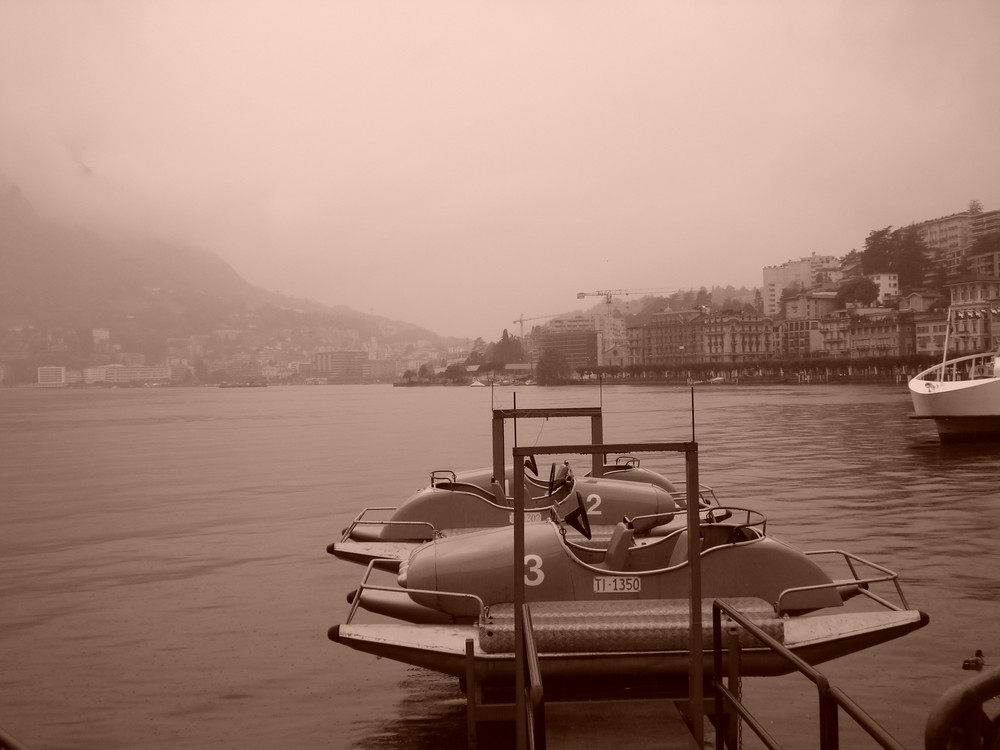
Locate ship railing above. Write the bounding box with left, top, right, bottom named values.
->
left=776, top=550, right=909, bottom=615
left=343, top=559, right=485, bottom=624
left=914, top=352, right=999, bottom=383
left=711, top=598, right=907, bottom=750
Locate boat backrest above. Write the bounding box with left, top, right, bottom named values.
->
left=490, top=479, right=507, bottom=506
left=667, top=529, right=701, bottom=567
left=602, top=522, right=635, bottom=570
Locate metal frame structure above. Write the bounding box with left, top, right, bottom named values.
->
left=510, top=438, right=702, bottom=749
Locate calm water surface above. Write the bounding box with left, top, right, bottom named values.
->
left=1, top=383, right=998, bottom=749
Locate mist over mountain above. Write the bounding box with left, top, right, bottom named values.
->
left=0, top=181, right=448, bottom=345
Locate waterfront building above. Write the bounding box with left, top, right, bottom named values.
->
left=779, top=319, right=824, bottom=359
left=848, top=311, right=915, bottom=360
left=104, top=365, right=176, bottom=384
left=312, top=350, right=368, bottom=382
left=818, top=314, right=852, bottom=359
left=913, top=312, right=949, bottom=358
left=945, top=276, right=1000, bottom=354
left=701, top=313, right=776, bottom=365
left=535, top=330, right=599, bottom=374
left=628, top=310, right=704, bottom=367
left=37, top=366, right=67, bottom=387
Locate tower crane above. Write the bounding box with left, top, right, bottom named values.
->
left=513, top=313, right=562, bottom=339
left=576, top=288, right=681, bottom=323
left=576, top=288, right=680, bottom=305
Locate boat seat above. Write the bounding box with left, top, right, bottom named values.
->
left=667, top=530, right=700, bottom=567
left=490, top=479, right=506, bottom=506
left=601, top=522, right=635, bottom=570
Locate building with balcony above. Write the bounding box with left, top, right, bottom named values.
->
left=700, top=313, right=776, bottom=365
left=849, top=312, right=915, bottom=360
left=37, top=366, right=67, bottom=387
left=628, top=310, right=704, bottom=367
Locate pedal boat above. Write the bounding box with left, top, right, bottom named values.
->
left=330, top=509, right=928, bottom=684
left=329, top=458, right=713, bottom=568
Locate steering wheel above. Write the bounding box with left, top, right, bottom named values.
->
left=706, top=507, right=733, bottom=524
left=563, top=491, right=592, bottom=540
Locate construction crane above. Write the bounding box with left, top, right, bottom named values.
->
left=577, top=288, right=679, bottom=321
left=576, top=288, right=679, bottom=305
left=513, top=313, right=561, bottom=339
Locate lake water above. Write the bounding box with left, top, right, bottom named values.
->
left=1, top=383, right=998, bottom=749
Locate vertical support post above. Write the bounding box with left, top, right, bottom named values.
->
left=686, top=444, right=704, bottom=747
left=466, top=638, right=478, bottom=750
left=492, top=411, right=505, bottom=492
left=590, top=412, right=604, bottom=477
left=513, top=456, right=526, bottom=750
left=818, top=681, right=839, bottom=750
left=726, top=627, right=741, bottom=750
left=712, top=605, right=724, bottom=750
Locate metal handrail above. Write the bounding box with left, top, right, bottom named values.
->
left=666, top=482, right=721, bottom=509
left=339, top=507, right=437, bottom=543
left=925, top=663, right=1000, bottom=749
left=782, top=550, right=909, bottom=612
left=520, top=604, right=546, bottom=750
left=711, top=599, right=907, bottom=750
left=343, top=559, right=485, bottom=624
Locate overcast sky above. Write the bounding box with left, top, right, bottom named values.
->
left=2, top=1, right=999, bottom=340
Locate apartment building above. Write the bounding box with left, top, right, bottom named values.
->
left=312, top=350, right=368, bottom=382
left=536, top=330, right=599, bottom=373
left=783, top=290, right=839, bottom=321
left=628, top=310, right=705, bottom=366
left=866, top=273, right=899, bottom=304
left=849, top=313, right=916, bottom=359
left=82, top=364, right=176, bottom=384
left=913, top=312, right=948, bottom=358
left=701, top=313, right=776, bottom=365
left=37, top=366, right=67, bottom=387
left=762, top=253, right=841, bottom=317
left=916, top=208, right=1000, bottom=277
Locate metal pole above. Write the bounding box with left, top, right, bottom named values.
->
left=590, top=410, right=604, bottom=477
left=492, top=411, right=505, bottom=492
left=513, top=456, right=526, bottom=750
left=687, top=444, right=703, bottom=747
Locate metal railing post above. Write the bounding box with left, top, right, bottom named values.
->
left=513, top=456, right=526, bottom=750
left=817, top=676, right=839, bottom=750
left=686, top=445, right=704, bottom=747
left=726, top=626, right=741, bottom=750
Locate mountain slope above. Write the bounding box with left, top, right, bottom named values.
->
left=0, top=182, right=442, bottom=343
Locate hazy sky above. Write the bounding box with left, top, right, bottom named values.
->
left=2, top=1, right=999, bottom=340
